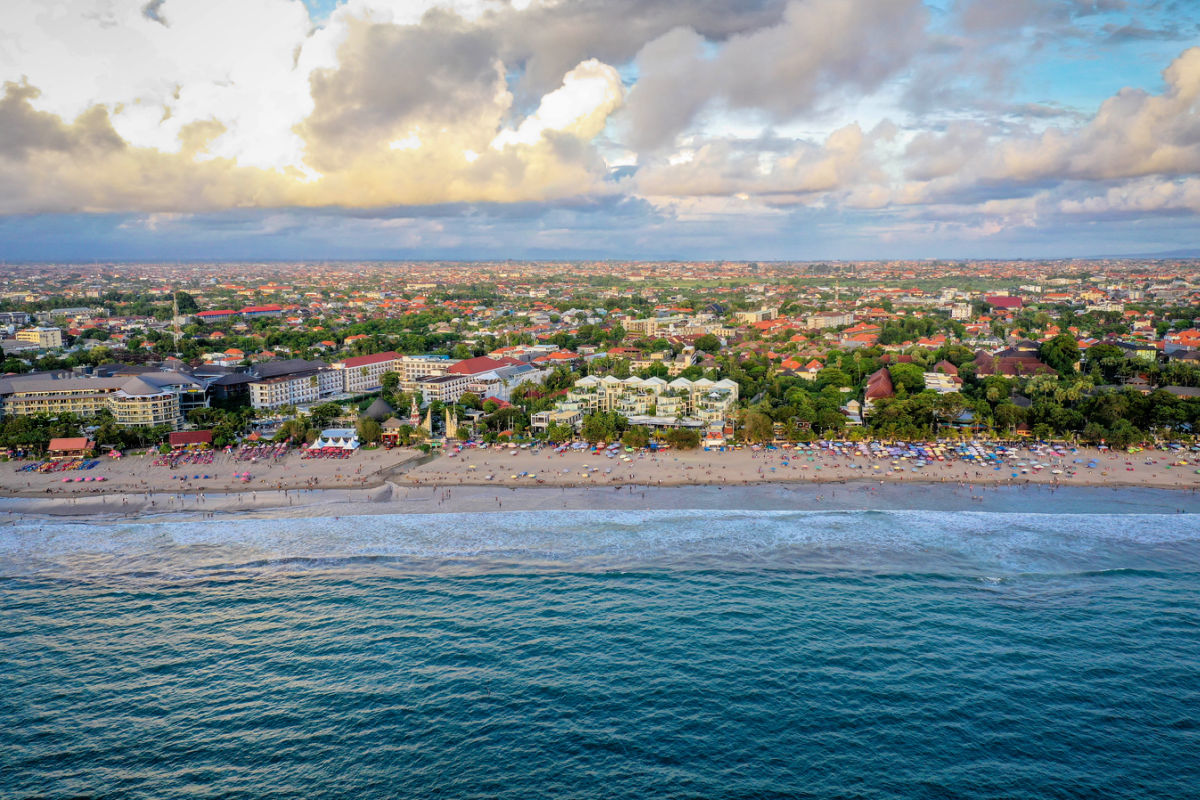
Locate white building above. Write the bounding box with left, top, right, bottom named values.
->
left=561, top=375, right=739, bottom=424
left=409, top=373, right=473, bottom=403
left=249, top=359, right=339, bottom=409
left=333, top=351, right=403, bottom=394
left=250, top=372, right=324, bottom=409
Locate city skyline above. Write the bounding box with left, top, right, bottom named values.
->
left=2, top=0, right=1199, bottom=260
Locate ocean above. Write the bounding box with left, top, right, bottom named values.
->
left=2, top=495, right=1199, bottom=799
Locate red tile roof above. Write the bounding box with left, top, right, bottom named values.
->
left=340, top=350, right=401, bottom=368
left=169, top=430, right=213, bottom=447
left=449, top=356, right=522, bottom=375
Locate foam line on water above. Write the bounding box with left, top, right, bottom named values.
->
left=1, top=508, right=1198, bottom=580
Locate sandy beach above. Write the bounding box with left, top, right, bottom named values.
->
left=404, top=444, right=1200, bottom=491
left=0, top=446, right=426, bottom=500
left=2, top=441, right=1198, bottom=523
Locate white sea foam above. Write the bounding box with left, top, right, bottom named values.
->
left=2, top=508, right=1198, bottom=580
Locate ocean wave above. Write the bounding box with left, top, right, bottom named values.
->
left=2, top=507, right=1198, bottom=581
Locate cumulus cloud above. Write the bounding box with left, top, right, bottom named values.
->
left=635, top=123, right=891, bottom=202
left=993, top=47, right=1200, bottom=181
left=623, top=0, right=928, bottom=149
left=0, top=0, right=1199, bottom=256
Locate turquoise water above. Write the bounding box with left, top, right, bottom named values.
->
left=3, top=504, right=1199, bottom=798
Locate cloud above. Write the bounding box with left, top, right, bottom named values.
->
left=954, top=0, right=1125, bottom=34
left=1, top=0, right=1200, bottom=261
left=635, top=123, right=890, bottom=201
left=623, top=0, right=928, bottom=149
left=0, top=81, right=298, bottom=214
left=991, top=46, right=1200, bottom=182
left=299, top=13, right=503, bottom=172
left=1058, top=177, right=1200, bottom=215
left=141, top=0, right=168, bottom=26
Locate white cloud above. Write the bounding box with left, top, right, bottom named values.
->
left=492, top=59, right=623, bottom=149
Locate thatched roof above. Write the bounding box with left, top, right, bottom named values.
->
left=363, top=397, right=394, bottom=421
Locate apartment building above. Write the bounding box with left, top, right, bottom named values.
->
left=16, top=327, right=63, bottom=349
left=804, top=312, right=854, bottom=330
left=250, top=373, right=324, bottom=409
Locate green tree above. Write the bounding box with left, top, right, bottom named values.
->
left=544, top=422, right=575, bottom=442
left=309, top=402, right=344, bottom=430
left=693, top=334, right=721, bottom=353
left=1039, top=333, right=1081, bottom=376
left=814, top=366, right=851, bottom=390
left=740, top=410, right=775, bottom=443
left=1082, top=343, right=1125, bottom=383
left=356, top=417, right=382, bottom=444
left=621, top=427, right=650, bottom=449
left=888, top=363, right=925, bottom=394
left=174, top=291, right=198, bottom=313
left=663, top=428, right=700, bottom=449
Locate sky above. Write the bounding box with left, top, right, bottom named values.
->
left=1, top=0, right=1199, bottom=261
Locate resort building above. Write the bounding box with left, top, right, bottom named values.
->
left=108, top=378, right=183, bottom=428
left=395, top=354, right=452, bottom=381
left=247, top=359, right=338, bottom=410
left=408, top=373, right=473, bottom=404
left=558, top=375, right=739, bottom=424
left=333, top=351, right=403, bottom=394
left=530, top=408, right=584, bottom=433
left=863, top=367, right=895, bottom=412
left=0, top=370, right=206, bottom=427
left=46, top=437, right=94, bottom=459
left=923, top=372, right=962, bottom=393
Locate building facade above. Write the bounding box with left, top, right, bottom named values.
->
left=16, top=327, right=63, bottom=348
left=560, top=375, right=739, bottom=424
left=249, top=372, right=325, bottom=409
left=334, top=351, right=403, bottom=394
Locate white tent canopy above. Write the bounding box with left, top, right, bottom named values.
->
left=312, top=428, right=360, bottom=450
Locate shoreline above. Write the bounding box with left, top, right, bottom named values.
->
left=3, top=477, right=1196, bottom=525
left=3, top=443, right=1198, bottom=524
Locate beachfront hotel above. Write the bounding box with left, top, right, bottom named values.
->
left=557, top=375, right=740, bottom=424
left=247, top=359, right=341, bottom=410
left=333, top=351, right=407, bottom=394
left=0, top=371, right=208, bottom=428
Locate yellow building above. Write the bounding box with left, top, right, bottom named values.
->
left=15, top=327, right=63, bottom=349
left=108, top=378, right=182, bottom=428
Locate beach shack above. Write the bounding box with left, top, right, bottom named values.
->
left=47, top=437, right=94, bottom=460
left=169, top=429, right=214, bottom=449
left=381, top=417, right=405, bottom=448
